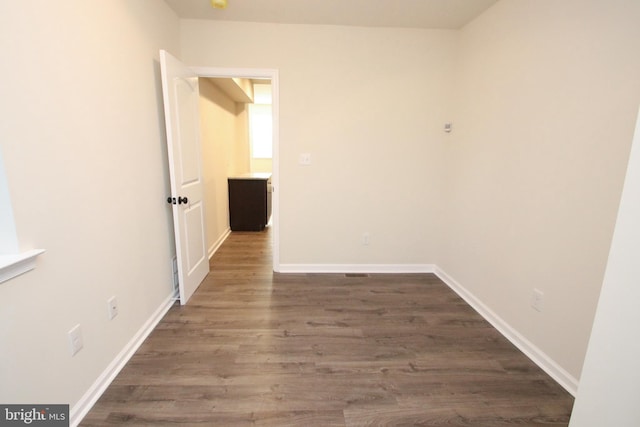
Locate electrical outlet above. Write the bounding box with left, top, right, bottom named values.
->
left=299, top=153, right=312, bottom=165
left=107, top=296, right=119, bottom=320
left=362, top=232, right=370, bottom=246
left=531, top=289, right=544, bottom=312
left=68, top=324, right=83, bottom=356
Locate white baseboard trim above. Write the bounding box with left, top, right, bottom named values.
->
left=277, top=264, right=435, bottom=274
left=208, top=228, right=231, bottom=260
left=67, top=260, right=578, bottom=426
left=434, top=266, right=579, bottom=396
left=69, top=293, right=176, bottom=427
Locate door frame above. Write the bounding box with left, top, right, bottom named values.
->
left=190, top=66, right=280, bottom=272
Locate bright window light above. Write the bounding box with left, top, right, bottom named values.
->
left=249, top=83, right=273, bottom=159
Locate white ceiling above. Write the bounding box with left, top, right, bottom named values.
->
left=163, top=0, right=499, bottom=30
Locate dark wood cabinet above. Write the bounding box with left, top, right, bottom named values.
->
left=228, top=173, right=272, bottom=231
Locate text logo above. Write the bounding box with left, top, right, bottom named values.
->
left=1, top=405, right=69, bottom=426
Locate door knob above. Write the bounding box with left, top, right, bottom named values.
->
left=167, top=197, right=188, bottom=205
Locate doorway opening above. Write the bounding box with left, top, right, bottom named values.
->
left=193, top=67, right=280, bottom=272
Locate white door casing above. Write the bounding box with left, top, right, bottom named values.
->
left=190, top=66, right=280, bottom=272
left=160, top=50, right=209, bottom=305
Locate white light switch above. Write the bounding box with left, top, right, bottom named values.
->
left=299, top=153, right=312, bottom=165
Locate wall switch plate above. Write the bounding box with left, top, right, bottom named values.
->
left=299, top=153, right=311, bottom=165
left=107, top=296, right=119, bottom=320
left=68, top=324, right=83, bottom=356
left=531, top=288, right=544, bottom=312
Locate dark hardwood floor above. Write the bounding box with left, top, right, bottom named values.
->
left=82, top=228, right=574, bottom=426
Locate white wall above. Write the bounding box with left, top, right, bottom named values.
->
left=0, top=0, right=179, bottom=415
left=180, top=21, right=456, bottom=267
left=568, top=105, right=640, bottom=426
left=0, top=149, right=19, bottom=253
left=441, top=0, right=640, bottom=383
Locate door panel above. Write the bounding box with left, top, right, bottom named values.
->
left=175, top=78, right=200, bottom=185
left=184, top=203, right=205, bottom=273
left=160, top=50, right=209, bottom=305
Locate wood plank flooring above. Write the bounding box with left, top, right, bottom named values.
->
left=82, top=228, right=574, bottom=426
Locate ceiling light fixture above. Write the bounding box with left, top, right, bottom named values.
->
left=211, top=0, right=228, bottom=9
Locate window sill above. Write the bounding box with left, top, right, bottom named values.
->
left=0, top=249, right=45, bottom=284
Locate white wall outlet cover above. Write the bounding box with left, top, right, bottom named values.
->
left=532, top=289, right=544, bottom=312
left=68, top=324, right=83, bottom=356
left=299, top=153, right=312, bottom=165
left=362, top=232, right=371, bottom=246
left=107, top=296, right=119, bottom=320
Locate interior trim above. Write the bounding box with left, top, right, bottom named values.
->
left=0, top=249, right=45, bottom=285
left=277, top=264, right=436, bottom=274
left=208, top=228, right=231, bottom=260
left=276, top=262, right=579, bottom=395
left=434, top=266, right=579, bottom=396
left=72, top=262, right=579, bottom=425
left=69, top=294, right=176, bottom=427
left=190, top=66, right=280, bottom=273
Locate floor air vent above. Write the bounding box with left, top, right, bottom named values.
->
left=345, top=273, right=369, bottom=278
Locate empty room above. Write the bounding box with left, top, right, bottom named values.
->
left=1, top=0, right=639, bottom=426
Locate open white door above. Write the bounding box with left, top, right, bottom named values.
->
left=160, top=50, right=209, bottom=305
